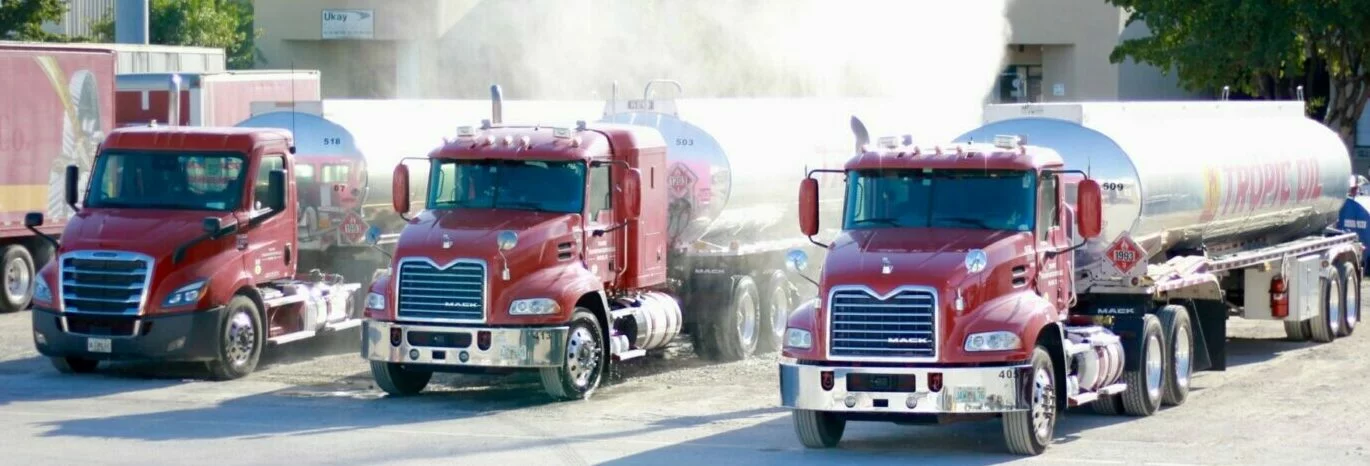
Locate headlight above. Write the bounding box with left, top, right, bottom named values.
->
left=785, top=328, right=813, bottom=349
left=34, top=279, right=53, bottom=303
left=509, top=298, right=559, bottom=315
left=964, top=331, right=1021, bottom=352
left=365, top=292, right=386, bottom=310
left=163, top=280, right=206, bottom=307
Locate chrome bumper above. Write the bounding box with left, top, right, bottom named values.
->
left=778, top=360, right=1033, bottom=414
left=363, top=320, right=568, bottom=368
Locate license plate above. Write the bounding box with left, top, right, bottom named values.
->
left=87, top=337, right=112, bottom=353
left=954, top=387, right=985, bottom=404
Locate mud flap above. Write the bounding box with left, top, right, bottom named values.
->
left=1190, top=299, right=1228, bottom=371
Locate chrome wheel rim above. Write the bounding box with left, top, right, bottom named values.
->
left=5, top=257, right=30, bottom=301
left=770, top=286, right=789, bottom=341
left=737, top=290, right=758, bottom=347
left=566, top=326, right=601, bottom=388
left=225, top=310, right=256, bottom=366
left=1348, top=275, right=1360, bottom=329
left=1145, top=334, right=1163, bottom=399
left=1329, top=278, right=1343, bottom=335
left=1174, top=325, right=1192, bottom=390
left=1031, top=365, right=1056, bottom=441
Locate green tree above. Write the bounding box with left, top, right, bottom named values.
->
left=90, top=0, right=260, bottom=69
left=0, top=0, right=68, bottom=40
left=1107, top=0, right=1370, bottom=149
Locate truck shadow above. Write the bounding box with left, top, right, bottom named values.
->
left=1222, top=336, right=1318, bottom=368
left=0, top=355, right=184, bottom=407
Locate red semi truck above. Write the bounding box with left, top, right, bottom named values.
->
left=0, top=43, right=115, bottom=314
left=25, top=119, right=363, bottom=379
left=779, top=101, right=1361, bottom=455
left=114, top=70, right=321, bottom=128
left=360, top=84, right=837, bottom=399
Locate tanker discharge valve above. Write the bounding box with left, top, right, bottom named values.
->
left=964, top=331, right=1021, bottom=352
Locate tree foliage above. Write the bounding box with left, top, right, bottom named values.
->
left=1107, top=0, right=1370, bottom=149
left=0, top=0, right=68, bottom=40
left=90, top=0, right=260, bottom=69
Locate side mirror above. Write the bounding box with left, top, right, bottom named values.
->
left=24, top=212, right=44, bottom=228
left=392, top=164, right=411, bottom=215
left=1076, top=179, right=1102, bottom=239
left=799, top=178, right=819, bottom=237
left=622, top=168, right=642, bottom=219
left=267, top=169, right=287, bottom=212
left=64, top=165, right=79, bottom=209
left=203, top=217, right=223, bottom=236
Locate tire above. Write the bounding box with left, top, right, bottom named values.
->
left=540, top=309, right=606, bottom=401
left=370, top=361, right=432, bottom=396
left=1338, top=260, right=1359, bottom=337
left=757, top=270, right=793, bottom=354
left=792, top=409, right=846, bottom=448
left=1120, top=314, right=1164, bottom=416
left=1090, top=394, right=1122, bottom=415
left=1157, top=305, right=1193, bottom=407
left=1002, top=346, right=1057, bottom=455
left=50, top=357, right=99, bottom=374
left=1, top=245, right=36, bottom=313
left=1284, top=320, right=1311, bottom=341
left=1310, top=273, right=1341, bottom=343
left=206, top=295, right=265, bottom=381
left=703, top=276, right=761, bottom=362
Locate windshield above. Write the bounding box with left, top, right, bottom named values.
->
left=844, top=169, right=1036, bottom=232
left=428, top=159, right=586, bottom=213
left=88, top=150, right=247, bottom=211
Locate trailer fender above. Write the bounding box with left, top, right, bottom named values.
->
left=951, top=291, right=1061, bottom=364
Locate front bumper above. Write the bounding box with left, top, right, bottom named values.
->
left=31, top=307, right=225, bottom=362
left=779, top=360, right=1033, bottom=414
left=363, top=320, right=568, bottom=368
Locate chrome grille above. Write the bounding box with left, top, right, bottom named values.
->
left=60, top=252, right=152, bottom=315
left=828, top=287, right=937, bottom=360
left=396, top=259, right=486, bottom=322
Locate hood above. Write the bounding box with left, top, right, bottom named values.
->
left=60, top=209, right=239, bottom=262
left=819, top=228, right=1032, bottom=293
left=391, top=209, right=581, bottom=271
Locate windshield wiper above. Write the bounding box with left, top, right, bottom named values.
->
left=936, top=216, right=994, bottom=229
left=852, top=217, right=901, bottom=227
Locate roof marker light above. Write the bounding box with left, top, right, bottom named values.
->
left=518, top=135, right=531, bottom=148
left=501, top=135, right=513, bottom=146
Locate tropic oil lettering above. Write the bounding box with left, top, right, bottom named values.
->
left=1200, top=157, right=1322, bottom=221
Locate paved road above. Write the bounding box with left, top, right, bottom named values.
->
left=2, top=294, right=1368, bottom=465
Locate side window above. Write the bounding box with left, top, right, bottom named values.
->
left=255, top=155, right=285, bottom=211
left=1037, top=174, right=1059, bottom=237
left=431, top=162, right=458, bottom=205
left=589, top=163, right=612, bottom=218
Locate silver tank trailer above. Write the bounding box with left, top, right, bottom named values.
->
left=955, top=101, right=1351, bottom=265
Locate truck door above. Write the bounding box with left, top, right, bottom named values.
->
left=1035, top=172, right=1071, bottom=313
left=584, top=161, right=617, bottom=284
left=244, top=154, right=294, bottom=282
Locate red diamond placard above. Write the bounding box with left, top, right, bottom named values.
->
left=1105, top=233, right=1144, bottom=274
left=340, top=211, right=368, bottom=244
left=667, top=163, right=697, bottom=200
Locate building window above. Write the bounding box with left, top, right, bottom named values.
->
left=997, top=65, right=1044, bottom=103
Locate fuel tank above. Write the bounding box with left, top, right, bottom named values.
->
left=955, top=101, right=1351, bottom=263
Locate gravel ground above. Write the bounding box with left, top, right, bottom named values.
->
left=1, top=290, right=1368, bottom=465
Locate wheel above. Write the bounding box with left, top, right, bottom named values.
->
left=1090, top=394, right=1122, bottom=415
left=792, top=409, right=846, bottom=448
left=50, top=357, right=99, bottom=374
left=1310, top=273, right=1341, bottom=343
left=540, top=309, right=606, bottom=401
left=1120, top=314, right=1164, bottom=416
left=1338, top=261, right=1359, bottom=337
left=1002, top=346, right=1057, bottom=455
left=206, top=295, right=265, bottom=380
left=1157, top=305, right=1193, bottom=406
left=370, top=361, right=432, bottom=396
left=703, top=276, right=762, bottom=362
left=757, top=270, right=793, bottom=354
left=1284, top=319, right=1311, bottom=341
left=1, top=245, right=36, bottom=313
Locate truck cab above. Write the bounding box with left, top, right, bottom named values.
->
left=364, top=121, right=661, bottom=400
left=27, top=125, right=362, bottom=380
left=779, top=134, right=1105, bottom=454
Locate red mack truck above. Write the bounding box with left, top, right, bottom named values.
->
left=114, top=70, right=321, bottom=128
left=26, top=115, right=364, bottom=379
left=361, top=83, right=839, bottom=399
left=779, top=101, right=1360, bottom=455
